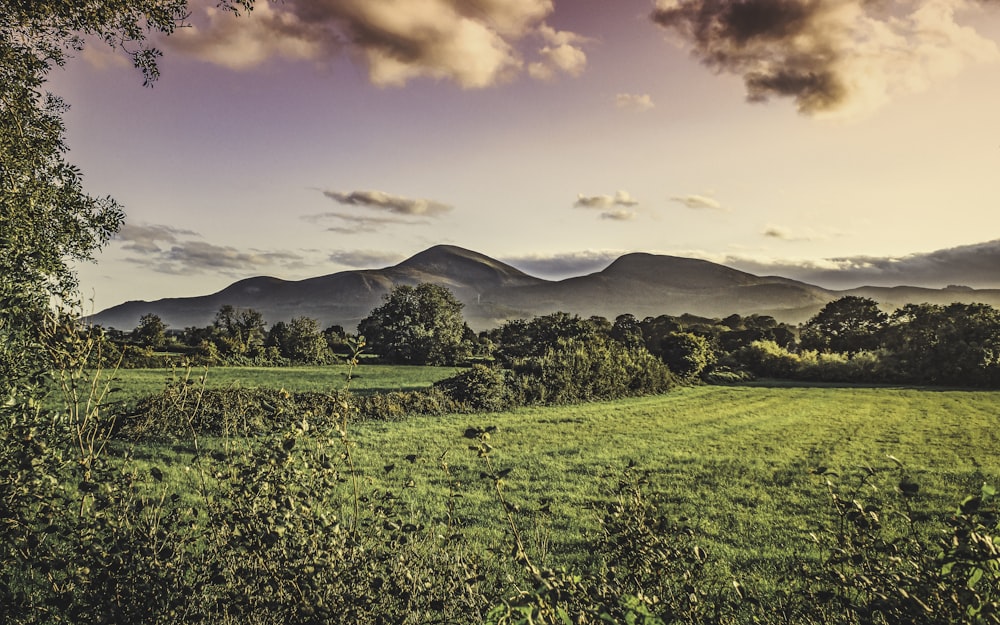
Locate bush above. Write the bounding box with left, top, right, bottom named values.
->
left=435, top=364, right=517, bottom=412
left=511, top=335, right=675, bottom=404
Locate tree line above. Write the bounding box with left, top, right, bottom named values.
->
left=101, top=286, right=1000, bottom=391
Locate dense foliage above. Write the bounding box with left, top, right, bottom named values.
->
left=0, top=1, right=256, bottom=393
left=358, top=284, right=474, bottom=366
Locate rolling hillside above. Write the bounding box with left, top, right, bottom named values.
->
left=90, top=244, right=1000, bottom=331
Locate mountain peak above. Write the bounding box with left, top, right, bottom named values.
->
left=392, top=245, right=542, bottom=288
left=601, top=253, right=759, bottom=288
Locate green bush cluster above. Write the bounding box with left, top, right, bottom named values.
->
left=116, top=383, right=465, bottom=441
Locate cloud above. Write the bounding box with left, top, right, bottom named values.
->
left=671, top=194, right=723, bottom=210
left=723, top=239, right=1000, bottom=289
left=115, top=223, right=199, bottom=254
left=323, top=189, right=453, bottom=217
left=601, top=209, right=638, bottom=221
left=761, top=225, right=824, bottom=241
left=501, top=250, right=622, bottom=279
left=328, top=249, right=406, bottom=268
left=162, top=0, right=588, bottom=88
left=574, top=190, right=640, bottom=220
left=651, top=0, right=1000, bottom=118
left=575, top=190, right=639, bottom=209
left=615, top=93, right=656, bottom=112
left=307, top=211, right=428, bottom=234
left=114, top=222, right=308, bottom=276
left=528, top=25, right=589, bottom=79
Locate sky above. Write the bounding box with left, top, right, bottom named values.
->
left=47, top=0, right=1000, bottom=312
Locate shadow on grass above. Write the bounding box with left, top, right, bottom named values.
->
left=730, top=378, right=996, bottom=393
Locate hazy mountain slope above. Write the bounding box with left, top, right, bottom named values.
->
left=89, top=245, right=1000, bottom=332
left=486, top=253, right=835, bottom=323
left=90, top=245, right=548, bottom=331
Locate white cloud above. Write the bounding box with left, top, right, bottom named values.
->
left=615, top=93, right=655, bottom=112
left=159, top=0, right=588, bottom=88
left=670, top=194, right=723, bottom=210
left=601, top=209, right=637, bottom=221
left=575, top=190, right=639, bottom=209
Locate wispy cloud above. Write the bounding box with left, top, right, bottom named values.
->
left=115, top=224, right=308, bottom=276
left=115, top=223, right=199, bottom=254
left=502, top=250, right=622, bottom=279
left=323, top=190, right=453, bottom=217
left=328, top=249, right=406, bottom=269
left=306, top=211, right=427, bottom=234
left=761, top=225, right=823, bottom=242
left=601, top=209, right=638, bottom=221
left=160, top=0, right=589, bottom=88
left=651, top=0, right=1000, bottom=119
left=671, top=194, right=723, bottom=210
left=615, top=93, right=655, bottom=112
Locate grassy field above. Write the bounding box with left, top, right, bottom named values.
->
left=131, top=381, right=1000, bottom=594
left=49, top=363, right=463, bottom=411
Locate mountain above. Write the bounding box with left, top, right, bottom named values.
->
left=89, top=244, right=1000, bottom=332
left=90, top=245, right=545, bottom=331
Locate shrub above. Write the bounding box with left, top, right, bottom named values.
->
left=511, top=335, right=674, bottom=404
left=435, top=364, right=517, bottom=412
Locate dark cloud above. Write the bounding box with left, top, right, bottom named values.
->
left=501, top=250, right=621, bottom=279
left=651, top=0, right=1000, bottom=117
left=324, top=190, right=453, bottom=217
left=725, top=240, right=1000, bottom=289
left=328, top=250, right=406, bottom=269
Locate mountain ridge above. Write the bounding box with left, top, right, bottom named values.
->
left=90, top=245, right=1000, bottom=331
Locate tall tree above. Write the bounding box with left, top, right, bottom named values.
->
left=131, top=313, right=166, bottom=349
left=358, top=284, right=470, bottom=366
left=800, top=296, right=887, bottom=355
left=1, top=1, right=252, bottom=391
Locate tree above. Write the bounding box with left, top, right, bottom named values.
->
left=213, top=305, right=265, bottom=358
left=1, top=1, right=252, bottom=391
left=610, top=313, right=644, bottom=349
left=284, top=316, right=330, bottom=364
left=358, top=284, right=471, bottom=365
left=488, top=312, right=608, bottom=367
left=658, top=332, right=717, bottom=380
left=800, top=296, right=888, bottom=355
left=131, top=313, right=166, bottom=350
left=883, top=302, right=1000, bottom=386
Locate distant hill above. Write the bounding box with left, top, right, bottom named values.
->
left=89, top=244, right=1000, bottom=332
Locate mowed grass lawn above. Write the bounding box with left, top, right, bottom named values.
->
left=344, top=385, right=999, bottom=584
left=117, top=374, right=998, bottom=592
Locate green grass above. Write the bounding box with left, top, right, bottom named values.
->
left=49, top=363, right=463, bottom=411
left=344, top=386, right=998, bottom=573
left=128, top=383, right=1000, bottom=594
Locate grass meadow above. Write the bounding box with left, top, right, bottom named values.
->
left=118, top=368, right=1000, bottom=595
left=59, top=363, right=462, bottom=411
